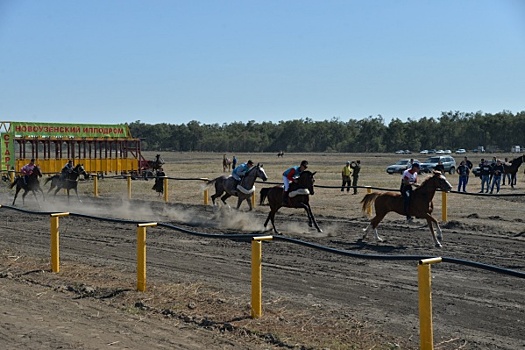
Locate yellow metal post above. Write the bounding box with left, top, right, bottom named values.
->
left=251, top=235, right=273, bottom=319
left=127, top=174, right=132, bottom=200
left=441, top=191, right=447, bottom=222
left=136, top=222, right=157, bottom=292
left=204, top=189, right=209, bottom=205
left=366, top=186, right=372, bottom=216
left=8, top=169, right=15, bottom=183
left=163, top=177, right=168, bottom=202
left=251, top=192, right=256, bottom=208
left=93, top=174, right=99, bottom=197
left=418, top=257, right=442, bottom=350
left=50, top=212, right=70, bottom=273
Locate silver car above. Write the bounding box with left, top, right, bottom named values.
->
left=386, top=159, right=418, bottom=174
left=420, top=155, right=456, bottom=174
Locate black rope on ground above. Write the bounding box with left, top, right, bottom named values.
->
left=1, top=204, right=524, bottom=279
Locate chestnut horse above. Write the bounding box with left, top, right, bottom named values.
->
left=261, top=170, right=322, bottom=234
left=361, top=171, right=452, bottom=247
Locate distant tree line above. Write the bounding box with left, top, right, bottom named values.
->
left=128, top=110, right=525, bottom=153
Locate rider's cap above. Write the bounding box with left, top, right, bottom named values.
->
left=300, top=160, right=308, bottom=168
left=346, top=161, right=351, bottom=164
left=30, top=158, right=35, bottom=163
left=412, top=162, right=420, bottom=168
left=247, top=160, right=254, bottom=165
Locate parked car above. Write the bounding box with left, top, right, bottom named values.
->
left=455, top=148, right=466, bottom=154
left=420, top=155, right=456, bottom=174
left=386, top=159, right=419, bottom=174
left=420, top=150, right=429, bottom=154
left=395, top=150, right=405, bottom=154
left=443, top=149, right=452, bottom=154
left=472, top=166, right=481, bottom=177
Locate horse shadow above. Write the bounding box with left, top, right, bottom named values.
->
left=330, top=239, right=408, bottom=253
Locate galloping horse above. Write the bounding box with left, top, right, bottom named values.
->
left=10, top=166, right=45, bottom=206
left=222, top=154, right=232, bottom=172
left=361, top=171, right=452, bottom=247
left=261, top=170, right=322, bottom=234
left=44, top=164, right=87, bottom=202
left=503, top=154, right=524, bottom=188
left=145, top=154, right=165, bottom=171
left=207, top=164, right=268, bottom=210
left=277, top=150, right=285, bottom=158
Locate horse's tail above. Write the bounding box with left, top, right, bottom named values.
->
left=206, top=177, right=219, bottom=188
left=361, top=192, right=380, bottom=213
left=259, top=187, right=270, bottom=205
left=9, top=178, right=18, bottom=189
left=44, top=176, right=54, bottom=185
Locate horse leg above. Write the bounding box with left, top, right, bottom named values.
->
left=363, top=210, right=387, bottom=242
left=12, top=187, right=21, bottom=205
left=301, top=203, right=322, bottom=232
left=264, top=209, right=280, bottom=234
left=74, top=187, right=82, bottom=202
left=221, top=193, right=232, bottom=206
left=425, top=214, right=442, bottom=248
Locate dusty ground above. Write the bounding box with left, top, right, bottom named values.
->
left=1, top=152, right=525, bottom=349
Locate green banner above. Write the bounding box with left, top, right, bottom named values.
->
left=10, top=122, right=131, bottom=138
left=1, top=131, right=15, bottom=171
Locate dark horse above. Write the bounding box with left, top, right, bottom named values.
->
left=10, top=166, right=45, bottom=206
left=360, top=171, right=452, bottom=248
left=277, top=150, right=284, bottom=157
left=44, top=164, right=87, bottom=202
left=207, top=164, right=268, bottom=210
left=261, top=170, right=322, bottom=234
left=503, top=154, right=524, bottom=188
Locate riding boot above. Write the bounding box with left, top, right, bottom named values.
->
left=282, top=191, right=289, bottom=206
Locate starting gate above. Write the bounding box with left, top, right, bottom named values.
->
left=1, top=121, right=147, bottom=175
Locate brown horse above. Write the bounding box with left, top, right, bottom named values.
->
left=360, top=171, right=452, bottom=247
left=261, top=170, right=322, bottom=234
left=222, top=154, right=232, bottom=172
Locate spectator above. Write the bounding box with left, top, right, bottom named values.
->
left=457, top=160, right=470, bottom=192
left=350, top=160, right=361, bottom=195
left=434, top=160, right=445, bottom=174
left=479, top=160, right=492, bottom=193
left=232, top=155, right=237, bottom=169
left=502, top=157, right=511, bottom=186
left=341, top=161, right=353, bottom=192
left=490, top=159, right=504, bottom=194
left=464, top=156, right=473, bottom=188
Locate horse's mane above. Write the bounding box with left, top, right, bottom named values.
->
left=413, top=172, right=440, bottom=193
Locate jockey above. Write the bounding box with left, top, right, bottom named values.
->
left=400, top=161, right=420, bottom=223
left=21, top=159, right=36, bottom=185
left=232, top=160, right=254, bottom=186
left=282, top=160, right=308, bottom=205
left=60, top=160, right=74, bottom=181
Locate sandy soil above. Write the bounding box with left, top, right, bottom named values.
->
left=1, top=193, right=524, bottom=350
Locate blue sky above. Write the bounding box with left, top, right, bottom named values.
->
left=1, top=0, right=524, bottom=126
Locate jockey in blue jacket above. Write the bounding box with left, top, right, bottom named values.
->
left=232, top=160, right=254, bottom=185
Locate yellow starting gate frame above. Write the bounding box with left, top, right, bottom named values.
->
left=1, top=121, right=147, bottom=175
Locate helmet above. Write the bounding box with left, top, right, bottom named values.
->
left=300, top=160, right=308, bottom=168
left=247, top=160, right=254, bottom=165
left=346, top=161, right=351, bottom=165
left=412, top=162, right=420, bottom=168
left=30, top=159, right=35, bottom=163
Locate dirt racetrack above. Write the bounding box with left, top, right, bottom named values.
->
left=1, top=152, right=525, bottom=349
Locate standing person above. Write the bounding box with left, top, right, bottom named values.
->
left=490, top=159, right=504, bottom=194
left=400, top=162, right=420, bottom=222
left=502, top=157, right=511, bottom=186
left=232, top=160, right=254, bottom=186
left=282, top=160, right=308, bottom=205
left=457, top=160, right=470, bottom=192
left=341, top=161, right=353, bottom=192
left=350, top=160, right=361, bottom=195
left=463, top=156, right=473, bottom=188
left=60, top=159, right=74, bottom=181
left=434, top=160, right=445, bottom=174
left=479, top=159, right=492, bottom=193
left=232, top=155, right=237, bottom=169
left=21, top=159, right=36, bottom=185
